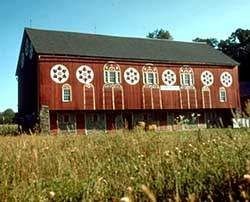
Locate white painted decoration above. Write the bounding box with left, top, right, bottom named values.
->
left=220, top=72, right=233, bottom=87
left=160, top=85, right=180, bottom=91
left=76, top=65, right=94, bottom=84
left=124, top=67, right=140, bottom=85
left=162, top=69, right=176, bottom=86
left=201, top=71, right=214, bottom=86
left=50, top=64, right=69, bottom=84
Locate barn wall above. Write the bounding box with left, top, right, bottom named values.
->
left=17, top=33, right=38, bottom=115
left=38, top=55, right=240, bottom=111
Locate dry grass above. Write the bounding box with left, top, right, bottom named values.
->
left=0, top=129, right=249, bottom=201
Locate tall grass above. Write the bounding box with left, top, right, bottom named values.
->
left=0, top=129, right=249, bottom=201
left=0, top=124, right=18, bottom=136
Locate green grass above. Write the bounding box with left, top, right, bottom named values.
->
left=0, top=129, right=250, bottom=201
left=0, top=124, right=18, bottom=136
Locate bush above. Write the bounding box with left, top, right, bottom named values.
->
left=0, top=124, right=18, bottom=135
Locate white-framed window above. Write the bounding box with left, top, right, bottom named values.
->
left=62, top=84, right=72, bottom=102
left=104, top=62, right=121, bottom=84
left=219, top=87, right=227, bottom=102
left=142, top=64, right=158, bottom=85
left=180, top=66, right=194, bottom=86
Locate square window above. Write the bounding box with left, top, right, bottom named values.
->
left=181, top=73, right=193, bottom=86
left=109, top=71, right=116, bottom=83
left=63, top=89, right=71, bottom=102
left=147, top=72, right=155, bottom=84
left=219, top=90, right=227, bottom=102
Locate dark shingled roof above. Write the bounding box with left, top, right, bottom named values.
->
left=25, top=28, right=238, bottom=66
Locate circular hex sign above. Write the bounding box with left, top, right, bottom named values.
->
left=162, top=69, right=176, bottom=86
left=76, top=65, right=94, bottom=84
left=124, top=67, right=140, bottom=85
left=220, top=71, right=233, bottom=87
left=201, top=71, right=214, bottom=86
left=50, top=64, right=69, bottom=84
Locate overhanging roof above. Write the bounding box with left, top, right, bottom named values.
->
left=25, top=28, right=238, bottom=66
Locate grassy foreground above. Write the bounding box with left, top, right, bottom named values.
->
left=0, top=129, right=250, bottom=201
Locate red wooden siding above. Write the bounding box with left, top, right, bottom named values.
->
left=38, top=56, right=240, bottom=111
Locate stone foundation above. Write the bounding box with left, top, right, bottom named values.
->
left=39, top=105, right=50, bottom=134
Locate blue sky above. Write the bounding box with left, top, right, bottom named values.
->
left=0, top=0, right=250, bottom=112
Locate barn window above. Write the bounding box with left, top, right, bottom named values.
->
left=219, top=87, right=227, bottom=102
left=104, top=62, right=121, bottom=84
left=180, top=66, right=194, bottom=86
left=142, top=64, right=158, bottom=85
left=62, top=84, right=72, bottom=102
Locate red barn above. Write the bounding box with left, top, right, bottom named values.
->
left=16, top=28, right=240, bottom=133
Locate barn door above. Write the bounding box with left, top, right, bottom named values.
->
left=57, top=113, right=76, bottom=134
left=124, top=113, right=133, bottom=130
left=85, top=113, right=106, bottom=134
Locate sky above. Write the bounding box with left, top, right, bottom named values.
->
left=0, top=0, right=250, bottom=112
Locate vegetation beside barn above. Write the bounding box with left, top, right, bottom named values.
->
left=0, top=129, right=249, bottom=201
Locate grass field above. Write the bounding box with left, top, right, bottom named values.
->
left=0, top=129, right=249, bottom=201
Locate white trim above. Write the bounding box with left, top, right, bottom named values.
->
left=103, top=62, right=121, bottom=84
left=62, top=83, right=72, bottom=102
left=219, top=87, right=227, bottom=102
left=180, top=66, right=194, bottom=87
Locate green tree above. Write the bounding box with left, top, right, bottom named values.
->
left=192, top=37, right=219, bottom=48
left=218, top=28, right=250, bottom=81
left=147, top=29, right=173, bottom=40
left=0, top=109, right=15, bottom=124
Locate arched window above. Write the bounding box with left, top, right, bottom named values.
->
left=103, top=62, right=121, bottom=84
left=62, top=84, right=72, bottom=102
left=219, top=87, right=227, bottom=102
left=142, top=64, right=158, bottom=85
left=180, top=66, right=194, bottom=86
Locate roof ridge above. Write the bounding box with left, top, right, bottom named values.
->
left=25, top=27, right=208, bottom=46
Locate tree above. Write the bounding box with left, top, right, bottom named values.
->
left=0, top=109, right=15, bottom=124
left=218, top=28, right=250, bottom=81
left=147, top=29, right=173, bottom=40
left=192, top=37, right=219, bottom=48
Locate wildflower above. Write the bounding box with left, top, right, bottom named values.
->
left=164, top=150, right=171, bottom=156
left=120, top=196, right=130, bottom=202
left=127, top=186, right=132, bottom=192
left=49, top=191, right=55, bottom=198
left=243, top=174, right=250, bottom=182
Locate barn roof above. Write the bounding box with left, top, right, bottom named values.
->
left=25, top=28, right=238, bottom=66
